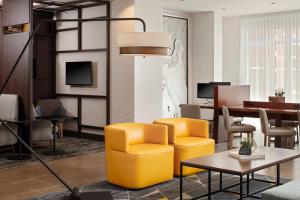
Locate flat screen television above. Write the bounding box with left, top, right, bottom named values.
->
left=66, top=61, right=92, bottom=86
left=197, top=83, right=213, bottom=99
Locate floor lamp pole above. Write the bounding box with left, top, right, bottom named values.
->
left=0, top=17, right=146, bottom=200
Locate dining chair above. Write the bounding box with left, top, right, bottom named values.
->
left=180, top=104, right=214, bottom=137
left=269, top=119, right=299, bottom=144
left=222, top=106, right=256, bottom=149
left=180, top=104, right=201, bottom=119
left=259, top=109, right=295, bottom=147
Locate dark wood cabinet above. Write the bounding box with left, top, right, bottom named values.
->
left=33, top=11, right=55, bottom=104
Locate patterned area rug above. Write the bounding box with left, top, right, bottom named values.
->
left=27, top=172, right=288, bottom=200
left=0, top=137, right=104, bottom=169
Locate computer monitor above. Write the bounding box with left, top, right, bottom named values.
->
left=197, top=82, right=232, bottom=99
left=197, top=83, right=213, bottom=99
left=210, top=81, right=231, bottom=86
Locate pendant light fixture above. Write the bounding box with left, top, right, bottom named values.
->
left=118, top=32, right=172, bottom=56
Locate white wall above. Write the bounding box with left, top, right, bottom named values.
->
left=133, top=0, right=165, bottom=122
left=214, top=12, right=223, bottom=81
left=222, top=17, right=241, bottom=84
left=110, top=0, right=135, bottom=123
left=191, top=11, right=223, bottom=103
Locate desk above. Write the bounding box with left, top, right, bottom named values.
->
left=212, top=105, right=298, bottom=143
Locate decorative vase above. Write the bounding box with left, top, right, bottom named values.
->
left=269, top=96, right=285, bottom=103
left=239, top=146, right=252, bottom=155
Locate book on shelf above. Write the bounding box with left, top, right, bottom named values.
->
left=229, top=150, right=265, bottom=160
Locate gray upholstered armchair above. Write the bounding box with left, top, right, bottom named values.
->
left=31, top=105, right=53, bottom=145
left=0, top=94, right=18, bottom=149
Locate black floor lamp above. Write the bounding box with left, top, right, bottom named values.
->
left=0, top=17, right=172, bottom=200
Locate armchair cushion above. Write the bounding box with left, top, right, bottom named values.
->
left=144, top=124, right=168, bottom=145
left=36, top=99, right=66, bottom=117
left=128, top=143, right=172, bottom=155
left=187, top=118, right=209, bottom=138
left=32, top=120, right=53, bottom=142
left=0, top=94, right=18, bottom=147
left=0, top=123, right=17, bottom=146
left=175, top=137, right=214, bottom=147
left=105, top=126, right=128, bottom=152
left=0, top=94, right=18, bottom=120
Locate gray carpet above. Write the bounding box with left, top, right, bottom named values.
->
left=27, top=172, right=288, bottom=200
left=0, top=137, right=104, bottom=169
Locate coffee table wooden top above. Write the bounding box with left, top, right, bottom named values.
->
left=181, top=147, right=300, bottom=175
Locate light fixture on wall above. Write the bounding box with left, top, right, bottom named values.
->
left=0, top=17, right=172, bottom=200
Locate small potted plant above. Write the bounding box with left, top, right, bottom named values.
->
left=239, top=137, right=255, bottom=155
left=269, top=88, right=285, bottom=103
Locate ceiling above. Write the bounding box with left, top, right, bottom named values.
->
left=162, top=0, right=300, bottom=17
left=0, top=0, right=108, bottom=12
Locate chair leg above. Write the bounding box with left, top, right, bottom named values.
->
left=297, top=125, right=299, bottom=144
left=50, top=140, right=53, bottom=148
left=264, top=135, right=267, bottom=146
left=227, top=132, right=232, bottom=149
left=268, top=136, right=271, bottom=147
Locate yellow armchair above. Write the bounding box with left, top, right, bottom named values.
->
left=105, top=123, right=174, bottom=189
left=154, top=118, right=215, bottom=176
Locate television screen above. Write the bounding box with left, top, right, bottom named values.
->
left=197, top=83, right=213, bottom=99
left=66, top=61, right=92, bottom=86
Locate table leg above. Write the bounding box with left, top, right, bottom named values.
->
left=180, top=163, right=183, bottom=200
left=43, top=120, right=66, bottom=155
left=277, top=164, right=280, bottom=186
left=220, top=172, right=223, bottom=190
left=240, top=175, right=243, bottom=199
left=213, top=109, right=219, bottom=143
left=208, top=170, right=211, bottom=200
left=247, top=173, right=249, bottom=195
left=7, top=124, right=31, bottom=160
left=52, top=121, right=56, bottom=152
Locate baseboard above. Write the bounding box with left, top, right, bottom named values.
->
left=64, top=130, right=104, bottom=141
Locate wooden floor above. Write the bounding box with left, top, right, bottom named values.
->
left=2, top=139, right=300, bottom=200
left=0, top=152, right=106, bottom=200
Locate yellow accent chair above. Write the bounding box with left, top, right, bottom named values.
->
left=153, top=118, right=215, bottom=176
left=105, top=123, right=174, bottom=189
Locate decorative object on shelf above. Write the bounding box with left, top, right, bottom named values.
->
left=239, top=137, right=255, bottom=155
left=269, top=88, right=285, bottom=102
left=4, top=23, right=30, bottom=34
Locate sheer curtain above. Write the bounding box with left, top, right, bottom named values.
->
left=240, top=12, right=300, bottom=102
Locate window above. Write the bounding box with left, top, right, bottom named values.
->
left=240, top=12, right=300, bottom=102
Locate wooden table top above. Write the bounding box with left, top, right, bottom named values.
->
left=199, top=104, right=299, bottom=114
left=181, top=147, right=300, bottom=175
